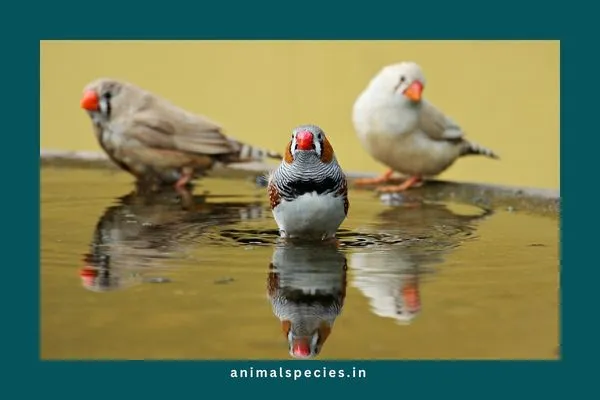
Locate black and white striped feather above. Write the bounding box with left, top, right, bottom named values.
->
left=270, top=152, right=346, bottom=202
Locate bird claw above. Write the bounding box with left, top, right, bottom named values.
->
left=375, top=176, right=423, bottom=193
left=353, top=169, right=396, bottom=187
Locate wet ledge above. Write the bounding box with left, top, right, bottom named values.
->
left=40, top=149, right=560, bottom=218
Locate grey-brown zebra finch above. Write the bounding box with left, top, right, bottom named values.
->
left=80, top=78, right=282, bottom=189
left=352, top=61, right=499, bottom=193
left=267, top=124, right=349, bottom=240
left=79, top=187, right=265, bottom=292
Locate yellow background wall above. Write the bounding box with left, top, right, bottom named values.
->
left=40, top=40, right=559, bottom=189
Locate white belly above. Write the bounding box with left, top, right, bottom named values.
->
left=273, top=192, right=346, bottom=239
left=362, top=130, right=461, bottom=176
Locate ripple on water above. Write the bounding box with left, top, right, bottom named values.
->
left=213, top=198, right=491, bottom=250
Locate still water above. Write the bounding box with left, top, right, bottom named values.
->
left=41, top=167, right=559, bottom=360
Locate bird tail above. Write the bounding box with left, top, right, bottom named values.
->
left=461, top=141, right=500, bottom=160
left=226, top=138, right=283, bottom=163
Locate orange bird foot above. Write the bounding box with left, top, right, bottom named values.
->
left=174, top=168, right=193, bottom=190
left=375, top=176, right=423, bottom=193
left=174, top=177, right=191, bottom=190
left=353, top=169, right=397, bottom=186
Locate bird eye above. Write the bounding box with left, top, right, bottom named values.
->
left=399, top=76, right=406, bottom=83
left=317, top=133, right=322, bottom=140
left=103, top=92, right=112, bottom=100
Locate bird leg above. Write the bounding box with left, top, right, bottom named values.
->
left=174, top=185, right=195, bottom=210
left=353, top=169, right=396, bottom=186
left=174, top=167, right=194, bottom=190
left=376, top=175, right=423, bottom=193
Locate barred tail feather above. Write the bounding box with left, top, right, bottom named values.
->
left=228, top=138, right=283, bottom=162
left=461, top=141, right=500, bottom=160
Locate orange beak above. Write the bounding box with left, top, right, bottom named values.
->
left=403, top=81, right=423, bottom=102
left=80, top=90, right=99, bottom=111
left=402, top=283, right=421, bottom=313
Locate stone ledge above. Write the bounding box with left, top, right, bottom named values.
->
left=40, top=149, right=560, bottom=217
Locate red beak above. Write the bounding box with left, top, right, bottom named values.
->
left=80, top=90, right=99, bottom=111
left=295, top=130, right=314, bottom=151
left=79, top=266, right=97, bottom=287
left=291, top=338, right=312, bottom=358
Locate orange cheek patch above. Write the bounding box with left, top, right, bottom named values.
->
left=320, top=138, right=334, bottom=164
left=281, top=320, right=292, bottom=337
left=284, top=141, right=294, bottom=164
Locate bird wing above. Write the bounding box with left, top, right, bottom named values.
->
left=122, top=97, right=238, bottom=156
left=418, top=100, right=466, bottom=141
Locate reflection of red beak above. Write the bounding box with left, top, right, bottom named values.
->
left=403, top=283, right=421, bottom=312
left=291, top=338, right=312, bottom=358
left=295, top=130, right=314, bottom=151
left=403, top=81, right=423, bottom=102
left=80, top=266, right=97, bottom=287
left=80, top=90, right=99, bottom=111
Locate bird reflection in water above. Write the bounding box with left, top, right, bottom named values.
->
left=267, top=240, right=347, bottom=359
left=351, top=251, right=422, bottom=325
left=79, top=184, right=264, bottom=292
left=351, top=201, right=491, bottom=324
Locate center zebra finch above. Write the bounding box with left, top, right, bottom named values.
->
left=267, top=124, right=349, bottom=240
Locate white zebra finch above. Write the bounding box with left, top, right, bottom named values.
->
left=352, top=61, right=499, bottom=193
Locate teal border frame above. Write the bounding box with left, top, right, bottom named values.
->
left=22, top=0, right=580, bottom=397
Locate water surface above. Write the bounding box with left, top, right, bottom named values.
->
left=41, top=167, right=559, bottom=359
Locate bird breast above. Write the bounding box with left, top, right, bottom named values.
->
left=273, top=192, right=346, bottom=234
left=353, top=92, right=420, bottom=140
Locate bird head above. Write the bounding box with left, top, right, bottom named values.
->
left=79, top=261, right=138, bottom=293
left=373, top=61, right=427, bottom=103
left=80, top=78, right=126, bottom=124
left=79, top=244, right=143, bottom=292
left=281, top=320, right=332, bottom=359
left=284, top=124, right=335, bottom=165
